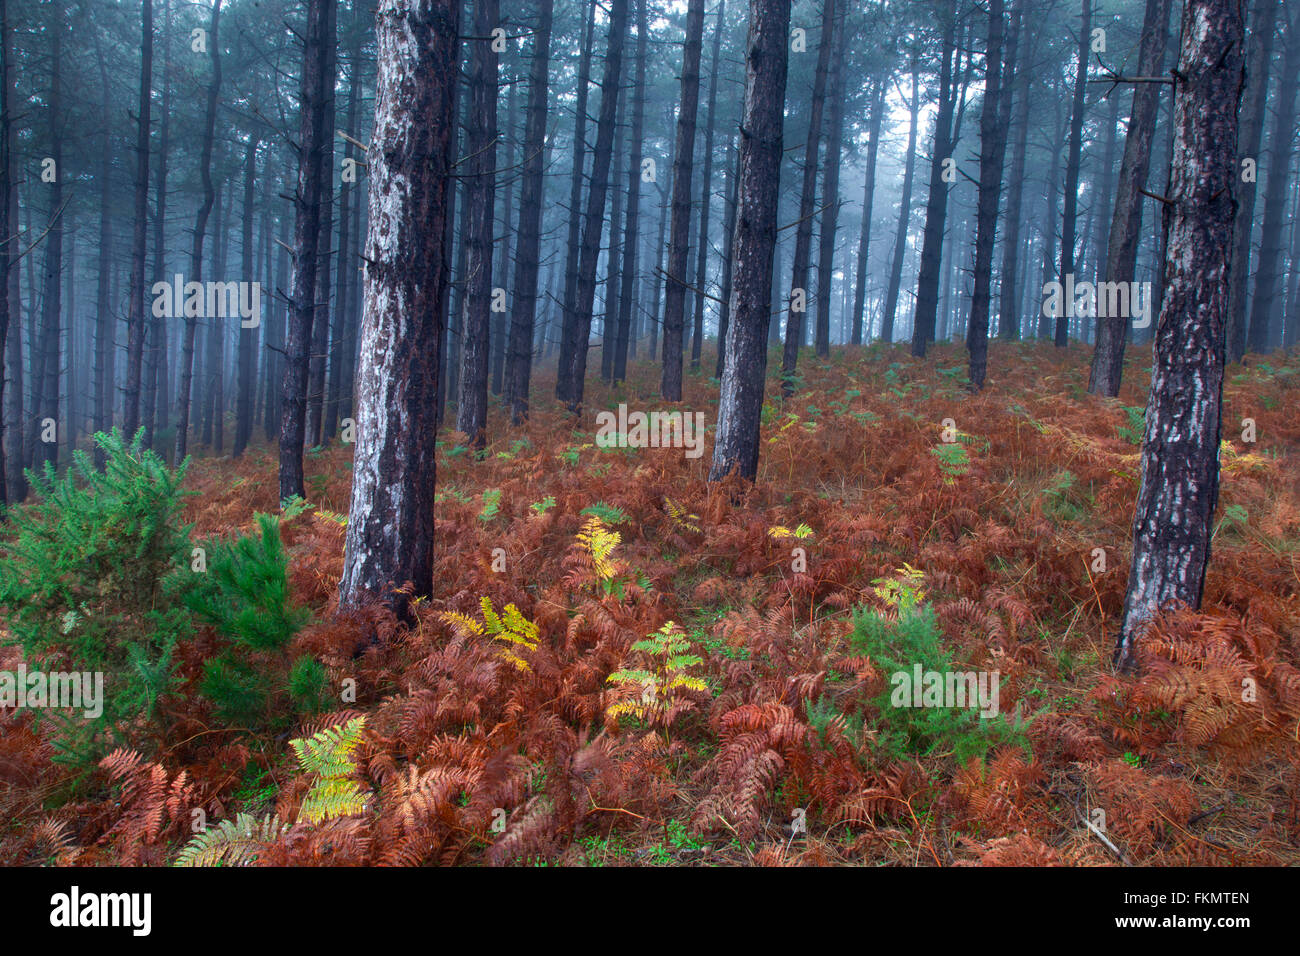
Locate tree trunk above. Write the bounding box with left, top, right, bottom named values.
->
left=1115, top=0, right=1245, bottom=671
left=599, top=80, right=626, bottom=383
left=1054, top=0, right=1091, bottom=348
left=326, top=6, right=363, bottom=440
left=307, top=0, right=338, bottom=449
left=1226, top=0, right=1279, bottom=362
left=557, top=0, right=628, bottom=413
left=880, top=54, right=920, bottom=344
left=555, top=1, right=596, bottom=405
left=814, top=5, right=846, bottom=359
left=4, top=0, right=21, bottom=502
left=659, top=0, right=706, bottom=402
left=851, top=79, right=885, bottom=345
left=996, top=10, right=1034, bottom=342
left=32, top=11, right=63, bottom=472
left=911, top=0, right=960, bottom=357
left=966, top=0, right=1010, bottom=390
left=339, top=0, right=458, bottom=615
left=122, top=0, right=153, bottom=438
left=611, top=0, right=645, bottom=386
left=1244, top=9, right=1300, bottom=355
left=492, top=72, right=515, bottom=395
left=454, top=0, right=499, bottom=448
left=780, top=0, right=834, bottom=391
left=504, top=0, right=552, bottom=421
left=280, top=0, right=335, bottom=499
left=708, top=0, right=790, bottom=482
left=144, top=0, right=173, bottom=447
left=1088, top=0, right=1172, bottom=395
left=233, top=133, right=259, bottom=457
left=690, top=0, right=726, bottom=373
left=92, top=40, right=115, bottom=459
left=715, top=133, right=739, bottom=377
left=0, top=0, right=9, bottom=505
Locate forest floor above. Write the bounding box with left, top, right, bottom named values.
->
left=4, top=340, right=1299, bottom=865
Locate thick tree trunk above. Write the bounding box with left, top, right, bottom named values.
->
left=1244, top=10, right=1300, bottom=355
left=611, top=0, right=645, bottom=386
left=966, top=0, right=1010, bottom=390
left=340, top=0, right=458, bottom=615
left=455, top=0, right=499, bottom=448
left=1226, top=0, right=1279, bottom=362
left=176, top=0, right=222, bottom=463
left=851, top=79, right=884, bottom=345
left=504, top=0, right=552, bottom=421
left=280, top=0, right=335, bottom=498
left=708, top=0, right=790, bottom=482
left=779, top=0, right=834, bottom=391
left=1088, top=0, right=1171, bottom=394
left=660, top=0, right=706, bottom=402
left=555, top=2, right=596, bottom=405
left=557, top=0, right=628, bottom=413
left=492, top=76, right=515, bottom=396
left=880, top=55, right=920, bottom=344
left=814, top=5, right=846, bottom=359
left=1115, top=0, right=1245, bottom=671
left=122, top=0, right=153, bottom=438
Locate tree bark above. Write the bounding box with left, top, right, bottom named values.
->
left=708, top=0, right=790, bottom=482
left=555, top=1, right=597, bottom=406
left=1226, top=0, right=1279, bottom=362
left=233, top=133, right=259, bottom=457
left=690, top=0, right=726, bottom=372
left=780, top=0, right=834, bottom=391
left=715, top=133, right=739, bottom=377
left=1088, top=0, right=1171, bottom=394
left=144, top=0, right=173, bottom=447
left=122, top=0, right=153, bottom=438
left=660, top=0, right=706, bottom=402
left=814, top=4, right=846, bottom=358
left=880, top=54, right=920, bottom=344
left=911, top=0, right=960, bottom=358
left=1115, top=0, right=1245, bottom=671
left=454, top=0, right=499, bottom=448
left=1054, top=0, right=1091, bottom=348
left=611, top=0, right=645, bottom=386
left=851, top=79, right=885, bottom=345
left=504, top=0, right=553, bottom=421
left=966, top=0, right=1011, bottom=390
left=1244, top=9, right=1300, bottom=355
left=280, top=0, right=335, bottom=498
left=340, top=0, right=458, bottom=615
left=557, top=0, right=628, bottom=413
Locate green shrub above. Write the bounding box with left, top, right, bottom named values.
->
left=0, top=429, right=192, bottom=766
left=850, top=578, right=1029, bottom=765
left=184, top=513, right=315, bottom=727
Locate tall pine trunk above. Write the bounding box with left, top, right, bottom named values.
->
left=122, top=0, right=153, bottom=438
left=454, top=0, right=499, bottom=448
left=1115, top=0, right=1245, bottom=671
left=780, top=0, right=834, bottom=391
left=659, top=0, right=706, bottom=402
left=280, top=0, right=335, bottom=498
left=1088, top=0, right=1171, bottom=394
left=340, top=0, right=458, bottom=615
left=708, top=0, right=790, bottom=482
left=1054, top=0, right=1091, bottom=348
